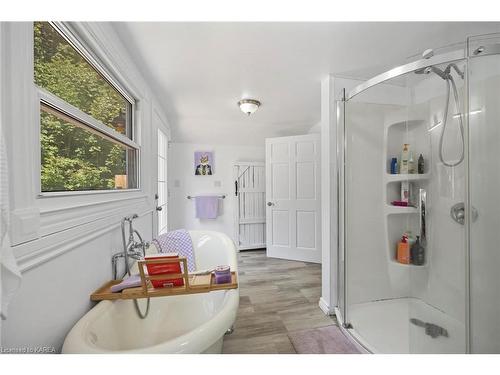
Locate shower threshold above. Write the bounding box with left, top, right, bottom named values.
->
left=344, top=297, right=465, bottom=353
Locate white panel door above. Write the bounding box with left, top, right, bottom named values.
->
left=265, top=134, right=321, bottom=263
left=153, top=110, right=170, bottom=236
left=156, top=128, right=169, bottom=235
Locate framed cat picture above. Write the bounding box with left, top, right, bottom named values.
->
left=194, top=151, right=214, bottom=175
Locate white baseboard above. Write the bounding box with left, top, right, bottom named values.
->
left=318, top=297, right=334, bottom=315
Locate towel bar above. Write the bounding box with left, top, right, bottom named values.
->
left=187, top=195, right=226, bottom=199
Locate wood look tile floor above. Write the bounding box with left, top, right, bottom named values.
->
left=222, top=250, right=337, bottom=354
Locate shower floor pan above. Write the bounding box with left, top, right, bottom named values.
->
left=346, top=297, right=465, bottom=353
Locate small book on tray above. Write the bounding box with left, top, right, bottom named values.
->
left=145, top=253, right=184, bottom=288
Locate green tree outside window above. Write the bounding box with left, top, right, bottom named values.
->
left=34, top=22, right=135, bottom=192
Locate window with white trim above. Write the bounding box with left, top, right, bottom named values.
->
left=34, top=22, right=138, bottom=193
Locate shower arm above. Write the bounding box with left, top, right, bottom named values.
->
left=446, top=63, right=465, bottom=79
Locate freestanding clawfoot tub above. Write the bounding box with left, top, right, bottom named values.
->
left=62, top=231, right=239, bottom=354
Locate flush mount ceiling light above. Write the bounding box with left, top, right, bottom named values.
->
left=238, top=99, right=261, bottom=116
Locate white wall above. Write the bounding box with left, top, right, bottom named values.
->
left=0, top=22, right=169, bottom=351
left=168, top=143, right=265, bottom=242
left=308, top=121, right=321, bottom=134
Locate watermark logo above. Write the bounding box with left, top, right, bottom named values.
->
left=0, top=346, right=56, bottom=354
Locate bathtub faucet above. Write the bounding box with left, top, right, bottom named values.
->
left=110, top=214, right=151, bottom=320
left=112, top=214, right=149, bottom=280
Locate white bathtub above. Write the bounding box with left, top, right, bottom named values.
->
left=62, top=231, right=239, bottom=354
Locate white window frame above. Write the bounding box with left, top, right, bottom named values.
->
left=35, top=21, right=140, bottom=197
left=1, top=22, right=159, bottom=249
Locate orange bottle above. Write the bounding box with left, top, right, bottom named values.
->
left=397, top=235, right=410, bottom=264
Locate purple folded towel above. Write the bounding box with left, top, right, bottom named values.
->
left=194, top=196, right=219, bottom=219
left=111, top=274, right=142, bottom=293
left=152, top=229, right=196, bottom=272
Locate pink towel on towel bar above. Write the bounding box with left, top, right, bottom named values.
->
left=194, top=196, right=219, bottom=219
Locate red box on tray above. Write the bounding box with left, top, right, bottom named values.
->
left=145, top=253, right=184, bottom=288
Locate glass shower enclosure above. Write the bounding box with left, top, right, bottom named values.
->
left=337, top=33, right=500, bottom=353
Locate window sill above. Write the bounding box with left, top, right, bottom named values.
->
left=37, top=188, right=141, bottom=198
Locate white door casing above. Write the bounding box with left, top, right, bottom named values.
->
left=154, top=110, right=169, bottom=236
left=265, top=134, right=321, bottom=263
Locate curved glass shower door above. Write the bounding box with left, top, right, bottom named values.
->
left=342, top=56, right=468, bottom=353
left=468, top=34, right=500, bottom=353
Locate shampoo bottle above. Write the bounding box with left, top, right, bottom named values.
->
left=408, top=152, right=416, bottom=174
left=390, top=158, right=398, bottom=174
left=397, top=235, right=410, bottom=264
left=411, top=236, right=425, bottom=266
left=400, top=144, right=410, bottom=174
left=418, top=154, right=425, bottom=174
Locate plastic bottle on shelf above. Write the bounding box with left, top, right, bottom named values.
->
left=401, top=181, right=412, bottom=204
left=408, top=152, right=416, bottom=174
left=404, top=231, right=416, bottom=247
left=410, top=236, right=425, bottom=265
left=400, top=144, right=410, bottom=174
left=397, top=234, right=410, bottom=264
left=390, top=157, right=398, bottom=174
left=418, top=154, right=425, bottom=174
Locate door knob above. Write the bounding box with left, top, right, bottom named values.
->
left=267, top=202, right=274, bottom=207
left=156, top=206, right=163, bottom=211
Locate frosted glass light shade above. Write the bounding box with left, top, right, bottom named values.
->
left=238, top=99, right=261, bottom=115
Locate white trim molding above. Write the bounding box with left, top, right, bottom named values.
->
left=320, top=75, right=339, bottom=314
left=15, top=205, right=153, bottom=273
left=10, top=208, right=41, bottom=246
left=2, top=22, right=39, bottom=245
left=38, top=88, right=139, bottom=151
left=319, top=297, right=334, bottom=316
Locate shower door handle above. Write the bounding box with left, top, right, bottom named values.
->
left=419, top=189, right=427, bottom=244
left=450, top=202, right=479, bottom=225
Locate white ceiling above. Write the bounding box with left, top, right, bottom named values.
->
left=112, top=22, right=500, bottom=146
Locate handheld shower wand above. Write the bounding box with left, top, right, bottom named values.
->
left=415, top=62, right=465, bottom=167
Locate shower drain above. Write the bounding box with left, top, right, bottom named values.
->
left=410, top=318, right=449, bottom=339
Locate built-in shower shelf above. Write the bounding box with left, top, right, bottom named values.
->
left=386, top=119, right=425, bottom=130
left=385, top=205, right=418, bottom=215
left=389, top=259, right=428, bottom=268
left=385, top=173, right=430, bottom=183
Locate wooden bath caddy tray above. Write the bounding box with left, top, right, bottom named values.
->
left=90, top=257, right=238, bottom=301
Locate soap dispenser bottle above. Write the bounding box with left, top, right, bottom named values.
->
left=418, top=154, right=425, bottom=174
left=411, top=235, right=425, bottom=266
left=397, top=235, right=410, bottom=264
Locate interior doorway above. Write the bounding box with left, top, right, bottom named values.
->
left=234, top=162, right=266, bottom=251
left=155, top=125, right=169, bottom=235
left=265, top=134, right=321, bottom=263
